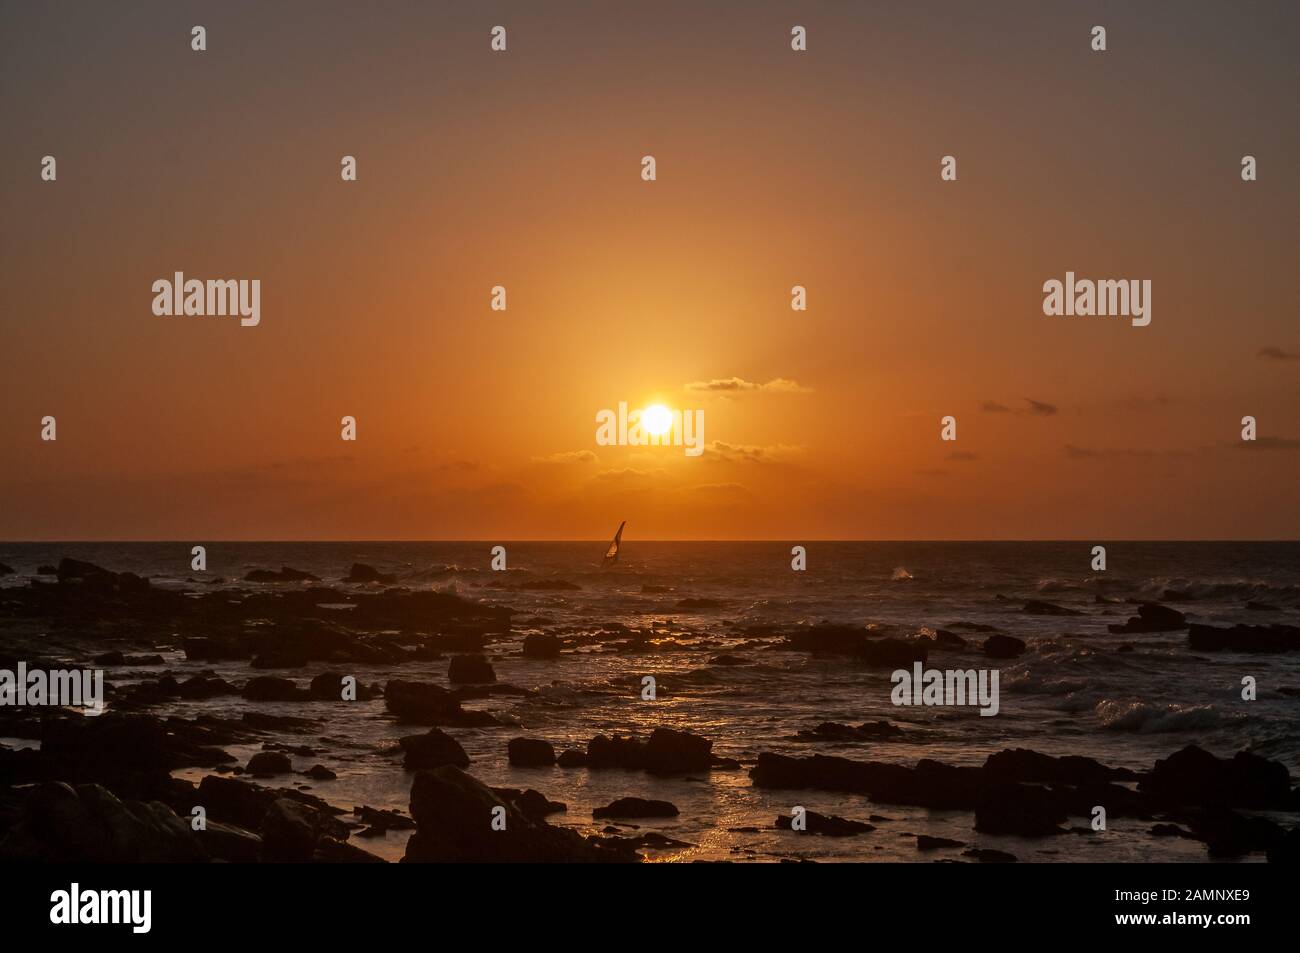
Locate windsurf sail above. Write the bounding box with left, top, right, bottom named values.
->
left=601, top=521, right=626, bottom=567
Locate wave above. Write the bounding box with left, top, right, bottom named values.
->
left=1096, top=699, right=1244, bottom=733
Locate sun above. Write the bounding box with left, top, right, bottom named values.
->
left=642, top=404, right=673, bottom=436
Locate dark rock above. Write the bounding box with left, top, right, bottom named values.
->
left=92, top=650, right=126, bottom=665
left=243, top=567, right=320, bottom=583
left=934, top=629, right=968, bottom=647
left=858, top=638, right=929, bottom=667
left=507, top=737, right=556, bottom=767
left=587, top=734, right=646, bottom=769
left=448, top=653, right=496, bottom=684
left=1143, top=745, right=1292, bottom=809
left=403, top=766, right=636, bottom=862
left=0, top=562, right=14, bottom=575
left=1022, top=600, right=1082, bottom=616
left=399, top=728, right=470, bottom=771
left=1188, top=623, right=1300, bottom=653
left=790, top=721, right=904, bottom=743
left=313, top=837, right=386, bottom=863
left=963, top=847, right=1017, bottom=863
left=384, top=678, right=495, bottom=726
left=775, top=810, right=874, bottom=836
left=593, top=797, right=679, bottom=819
left=521, top=633, right=562, bottom=659
left=246, top=752, right=293, bottom=777
left=308, top=671, right=374, bottom=701
left=1246, top=601, right=1279, bottom=612
left=643, top=728, right=713, bottom=775
left=0, top=782, right=206, bottom=863
left=260, top=798, right=319, bottom=862
left=787, top=624, right=868, bottom=653
left=917, top=834, right=965, bottom=849
left=345, top=563, right=397, bottom=585
left=304, top=764, right=337, bottom=781
left=491, top=787, right=566, bottom=820
left=974, top=784, right=1067, bottom=836
left=556, top=749, right=588, bottom=768
left=242, top=676, right=309, bottom=702
left=1108, top=603, right=1187, bottom=634
left=195, top=819, right=262, bottom=862
left=984, top=748, right=1138, bottom=785
left=983, top=634, right=1026, bottom=658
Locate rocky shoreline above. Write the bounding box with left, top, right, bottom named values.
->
left=1, top=558, right=1297, bottom=863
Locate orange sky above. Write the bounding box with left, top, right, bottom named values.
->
left=2, top=1, right=1298, bottom=540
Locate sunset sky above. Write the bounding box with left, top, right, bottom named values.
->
left=2, top=1, right=1298, bottom=540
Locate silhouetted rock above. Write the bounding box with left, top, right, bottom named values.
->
left=1186, top=806, right=1288, bottom=858
left=594, top=797, right=679, bottom=819
left=400, top=728, right=470, bottom=771
left=1108, top=603, right=1187, bottom=634
left=448, top=653, right=496, bottom=684
left=790, top=721, right=904, bottom=743
left=1188, top=623, right=1300, bottom=653
left=963, top=847, right=1017, bottom=863
left=260, top=798, right=318, bottom=862
left=587, top=734, right=646, bottom=769
left=788, top=624, right=868, bottom=653
left=243, top=567, right=320, bottom=583
left=403, top=766, right=637, bottom=862
left=508, top=737, right=556, bottom=767
left=0, top=562, right=14, bottom=575
left=384, top=678, right=496, bottom=726
left=491, top=787, right=566, bottom=820
left=983, top=634, right=1026, bottom=658
left=934, top=629, right=968, bottom=647
left=304, top=764, right=337, bottom=781
left=984, top=748, right=1138, bottom=785
left=196, top=775, right=347, bottom=838
left=1022, top=600, right=1081, bottom=616
left=345, top=563, right=397, bottom=584
left=522, top=633, right=562, bottom=658
left=556, top=749, right=588, bottom=768
left=242, top=676, right=309, bottom=702
left=246, top=752, right=293, bottom=777
left=1142, top=745, right=1292, bottom=809
left=917, top=835, right=965, bottom=850
left=859, top=638, right=929, bottom=667
left=776, top=810, right=874, bottom=836
left=0, top=782, right=206, bottom=863
left=643, top=728, right=712, bottom=775
left=974, top=785, right=1067, bottom=836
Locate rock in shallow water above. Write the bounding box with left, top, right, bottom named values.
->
left=400, top=727, right=471, bottom=771
left=403, top=766, right=637, bottom=863
left=508, top=737, right=556, bottom=767
left=593, top=797, right=679, bottom=819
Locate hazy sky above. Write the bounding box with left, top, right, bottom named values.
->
left=2, top=1, right=1298, bottom=540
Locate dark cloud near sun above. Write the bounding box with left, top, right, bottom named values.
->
left=1258, top=346, right=1300, bottom=361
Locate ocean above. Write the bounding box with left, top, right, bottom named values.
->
left=2, top=540, right=1297, bottom=862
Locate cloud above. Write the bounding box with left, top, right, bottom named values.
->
left=532, top=450, right=598, bottom=465
left=592, top=467, right=664, bottom=483
left=685, top=377, right=811, bottom=394
left=690, top=482, right=750, bottom=496
left=983, top=398, right=1057, bottom=416
left=1065, top=444, right=1190, bottom=460
left=1236, top=436, right=1300, bottom=450
left=705, top=441, right=804, bottom=463
left=1258, top=346, right=1300, bottom=362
